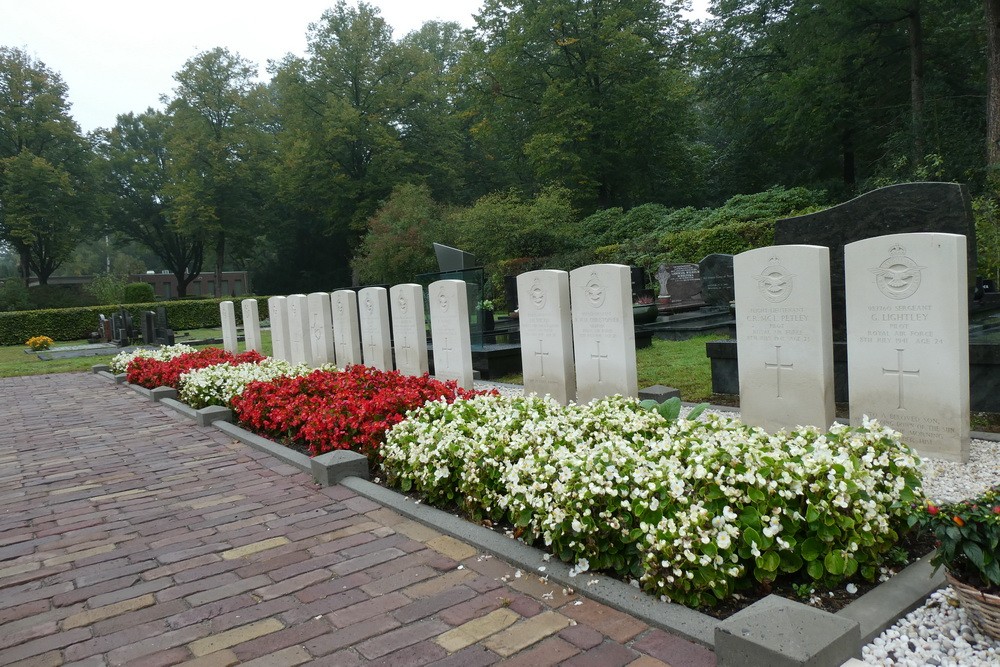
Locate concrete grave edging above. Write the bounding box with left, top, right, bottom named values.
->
left=106, top=371, right=949, bottom=664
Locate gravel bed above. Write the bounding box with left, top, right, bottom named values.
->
left=473, top=383, right=1000, bottom=664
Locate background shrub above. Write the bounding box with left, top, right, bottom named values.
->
left=123, top=282, right=155, bottom=303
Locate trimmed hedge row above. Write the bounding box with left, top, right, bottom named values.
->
left=0, top=297, right=271, bottom=346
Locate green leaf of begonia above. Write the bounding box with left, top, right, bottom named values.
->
left=963, top=542, right=986, bottom=571
left=687, top=403, right=709, bottom=420
left=824, top=551, right=846, bottom=576
left=807, top=559, right=825, bottom=580
left=756, top=550, right=780, bottom=572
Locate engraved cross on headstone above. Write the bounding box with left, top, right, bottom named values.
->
left=764, top=345, right=793, bottom=398
left=882, top=348, right=920, bottom=410
left=591, top=340, right=608, bottom=382
left=534, top=339, right=549, bottom=377
left=399, top=334, right=412, bottom=366
left=440, top=337, right=453, bottom=370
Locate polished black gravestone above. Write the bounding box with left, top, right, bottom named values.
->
left=774, top=182, right=976, bottom=336
left=699, top=254, right=734, bottom=308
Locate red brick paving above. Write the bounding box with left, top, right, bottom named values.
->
left=0, top=373, right=716, bottom=666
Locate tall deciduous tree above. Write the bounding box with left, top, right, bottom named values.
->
left=987, top=0, right=1000, bottom=179
left=465, top=0, right=702, bottom=210
left=165, top=48, right=272, bottom=297
left=0, top=47, right=94, bottom=284
left=97, top=110, right=205, bottom=296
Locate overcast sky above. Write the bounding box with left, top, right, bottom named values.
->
left=0, top=1, right=711, bottom=134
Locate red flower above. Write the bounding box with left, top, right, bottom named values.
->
left=926, top=503, right=939, bottom=515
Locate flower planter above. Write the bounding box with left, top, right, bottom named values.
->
left=632, top=304, right=659, bottom=324
left=946, top=571, right=1000, bottom=640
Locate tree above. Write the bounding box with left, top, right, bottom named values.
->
left=988, top=0, right=1000, bottom=180
left=0, top=47, right=94, bottom=284
left=465, top=0, right=703, bottom=210
left=97, top=110, right=205, bottom=296
left=165, top=48, right=272, bottom=297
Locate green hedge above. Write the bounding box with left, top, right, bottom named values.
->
left=0, top=297, right=271, bottom=346
left=662, top=218, right=777, bottom=263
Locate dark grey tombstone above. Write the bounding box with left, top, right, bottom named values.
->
left=119, top=308, right=133, bottom=346
left=699, top=254, right=735, bottom=308
left=142, top=311, right=156, bottom=344
left=111, top=313, right=123, bottom=343
left=155, top=306, right=168, bottom=330
left=774, top=182, right=976, bottom=335
left=629, top=266, right=646, bottom=298
left=658, top=263, right=703, bottom=305
left=154, top=306, right=175, bottom=345
left=433, top=243, right=479, bottom=272
left=503, top=275, right=519, bottom=312
left=97, top=314, right=111, bottom=343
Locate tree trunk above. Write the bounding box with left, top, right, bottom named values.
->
left=19, top=247, right=30, bottom=288
left=214, top=231, right=225, bottom=298
left=988, top=0, right=1000, bottom=181
left=909, top=1, right=925, bottom=169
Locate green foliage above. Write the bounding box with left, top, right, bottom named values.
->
left=84, top=274, right=128, bottom=305
left=353, top=184, right=453, bottom=285
left=0, top=297, right=267, bottom=346
left=638, top=397, right=708, bottom=422
left=123, top=282, right=155, bottom=304
left=974, top=195, right=1000, bottom=285
left=0, top=279, right=31, bottom=312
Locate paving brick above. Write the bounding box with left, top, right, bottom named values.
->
left=435, top=608, right=520, bottom=652
left=306, top=647, right=366, bottom=667
left=436, top=593, right=504, bottom=626
left=188, top=618, right=284, bottom=656
left=329, top=591, right=410, bottom=628
left=208, top=596, right=298, bottom=634
left=480, top=610, right=572, bottom=657
left=230, top=618, right=330, bottom=660
left=559, top=599, right=648, bottom=642
left=141, top=554, right=222, bottom=582
left=87, top=577, right=173, bottom=609
left=425, top=644, right=500, bottom=667
left=303, top=611, right=400, bottom=656
left=103, top=623, right=211, bottom=665
left=62, top=593, right=156, bottom=630
left=355, top=618, right=450, bottom=659
left=625, top=656, right=674, bottom=667
left=560, top=640, right=640, bottom=667
left=156, top=572, right=242, bottom=602
left=220, top=537, right=290, bottom=560
left=174, top=649, right=238, bottom=666
left=0, top=627, right=92, bottom=664
left=238, top=645, right=312, bottom=667
left=330, top=547, right=406, bottom=576
left=628, top=628, right=717, bottom=667
left=121, top=646, right=191, bottom=667
left=507, top=594, right=546, bottom=618
left=392, top=519, right=443, bottom=543
left=500, top=636, right=581, bottom=666
left=393, top=584, right=478, bottom=624
left=0, top=620, right=58, bottom=652
left=94, top=599, right=189, bottom=636
left=425, top=535, right=478, bottom=561
left=402, top=568, right=477, bottom=599
left=361, top=564, right=438, bottom=596
left=559, top=623, right=605, bottom=650
left=184, top=574, right=272, bottom=606
left=7, top=650, right=64, bottom=667
left=280, top=586, right=370, bottom=626
left=254, top=569, right=331, bottom=600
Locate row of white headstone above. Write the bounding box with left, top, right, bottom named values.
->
left=734, top=232, right=970, bottom=462
left=219, top=264, right=640, bottom=403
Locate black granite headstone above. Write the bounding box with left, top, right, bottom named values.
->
left=154, top=306, right=175, bottom=345
left=142, top=311, right=156, bottom=344
left=630, top=266, right=646, bottom=298
left=699, top=254, right=735, bottom=308
left=774, top=182, right=976, bottom=336
left=656, top=263, right=703, bottom=305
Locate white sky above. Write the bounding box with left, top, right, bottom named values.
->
left=0, top=1, right=711, bottom=134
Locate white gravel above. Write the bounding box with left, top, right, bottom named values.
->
left=472, top=384, right=1000, bottom=665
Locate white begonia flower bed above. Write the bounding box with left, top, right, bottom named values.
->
left=178, top=359, right=337, bottom=408
left=382, top=394, right=923, bottom=609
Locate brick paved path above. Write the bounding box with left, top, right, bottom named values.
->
left=0, top=373, right=716, bottom=666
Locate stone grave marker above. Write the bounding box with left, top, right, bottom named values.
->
left=389, top=283, right=429, bottom=377
left=220, top=300, right=238, bottom=353
left=517, top=269, right=576, bottom=404
left=241, top=299, right=262, bottom=353
left=428, top=279, right=474, bottom=389
left=656, top=263, right=703, bottom=306
left=845, top=232, right=970, bottom=462
left=570, top=264, right=637, bottom=402
left=267, top=296, right=291, bottom=361
left=286, top=294, right=314, bottom=367
left=358, top=287, right=393, bottom=371
left=331, top=290, right=362, bottom=367
left=98, top=314, right=111, bottom=343
left=307, top=292, right=335, bottom=365
left=776, top=182, right=976, bottom=335
left=154, top=307, right=175, bottom=346
left=141, top=311, right=156, bottom=345
left=734, top=245, right=835, bottom=432
left=700, top=254, right=735, bottom=308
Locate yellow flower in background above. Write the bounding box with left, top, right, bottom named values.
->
left=26, top=335, right=53, bottom=351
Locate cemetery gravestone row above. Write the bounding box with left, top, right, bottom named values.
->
left=389, top=283, right=429, bottom=377
left=517, top=269, right=576, bottom=405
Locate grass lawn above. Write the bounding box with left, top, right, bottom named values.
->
left=0, top=328, right=273, bottom=379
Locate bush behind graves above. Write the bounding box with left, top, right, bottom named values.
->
left=0, top=297, right=268, bottom=346
left=383, top=395, right=923, bottom=608
left=123, top=282, right=155, bottom=303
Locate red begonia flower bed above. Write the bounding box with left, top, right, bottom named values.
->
left=126, top=348, right=265, bottom=389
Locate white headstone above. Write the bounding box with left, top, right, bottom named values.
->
left=286, top=294, right=314, bottom=367
left=307, top=292, right=335, bottom=366
left=331, top=290, right=362, bottom=367
left=570, top=264, right=637, bottom=402
left=517, top=270, right=576, bottom=404
left=845, top=232, right=970, bottom=462
left=220, top=300, right=238, bottom=353
left=241, top=299, right=262, bottom=353
left=358, top=287, right=393, bottom=371
left=428, top=279, right=474, bottom=390
left=734, top=245, right=835, bottom=432
left=390, top=284, right=429, bottom=377
left=267, top=296, right=291, bottom=361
